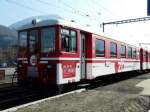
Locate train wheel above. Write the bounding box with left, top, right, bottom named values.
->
left=17, top=79, right=26, bottom=86
left=57, top=84, right=64, bottom=94
left=65, top=83, right=77, bottom=92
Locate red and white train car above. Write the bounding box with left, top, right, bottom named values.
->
left=86, top=35, right=140, bottom=79
left=14, top=15, right=149, bottom=86
left=140, top=48, right=150, bottom=70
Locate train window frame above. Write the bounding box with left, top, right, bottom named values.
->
left=110, top=42, right=117, bottom=58
left=128, top=47, right=132, bottom=59
left=120, top=45, right=126, bottom=58
left=132, top=48, right=137, bottom=59
left=29, top=30, right=39, bottom=53
left=144, top=51, right=146, bottom=58
left=18, top=31, right=27, bottom=51
left=41, top=27, right=56, bottom=53
left=61, top=28, right=77, bottom=52
left=96, top=39, right=105, bottom=57
left=149, top=53, right=150, bottom=61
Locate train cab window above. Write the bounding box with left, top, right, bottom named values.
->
left=143, top=51, right=146, bottom=58
left=41, top=27, right=55, bottom=53
left=110, top=42, right=117, bottom=57
left=96, top=39, right=105, bottom=57
left=149, top=53, right=150, bottom=60
left=19, top=31, right=27, bottom=51
left=29, top=30, right=38, bottom=53
left=61, top=28, right=77, bottom=52
left=132, top=49, right=136, bottom=59
left=120, top=45, right=126, bottom=58
left=128, top=47, right=132, bottom=58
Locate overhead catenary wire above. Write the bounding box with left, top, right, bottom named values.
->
left=102, top=16, right=150, bottom=32
left=87, top=0, right=101, bottom=16
left=5, top=0, right=88, bottom=21
left=35, top=0, right=74, bottom=14
left=92, top=0, right=119, bottom=19
left=57, top=0, right=76, bottom=11
left=58, top=0, right=95, bottom=17
left=5, top=0, right=104, bottom=27
left=5, top=0, right=46, bottom=14
left=86, top=0, right=102, bottom=22
left=35, top=0, right=102, bottom=23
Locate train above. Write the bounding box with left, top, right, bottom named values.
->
left=14, top=15, right=150, bottom=90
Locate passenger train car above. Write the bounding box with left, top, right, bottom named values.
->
left=14, top=15, right=150, bottom=87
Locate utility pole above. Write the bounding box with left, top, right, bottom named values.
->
left=102, top=16, right=150, bottom=32
left=139, top=43, right=150, bottom=50
left=139, top=43, right=150, bottom=46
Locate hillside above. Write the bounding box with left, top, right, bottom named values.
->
left=0, top=25, right=17, bottom=48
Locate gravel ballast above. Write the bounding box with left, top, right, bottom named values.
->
left=6, top=73, right=150, bottom=112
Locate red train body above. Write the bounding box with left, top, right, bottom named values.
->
left=15, top=15, right=150, bottom=86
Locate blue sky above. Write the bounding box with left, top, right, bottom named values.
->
left=0, top=0, right=149, bottom=48
left=0, top=0, right=102, bottom=26
left=1, top=0, right=146, bottom=26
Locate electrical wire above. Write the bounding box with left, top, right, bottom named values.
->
left=35, top=0, right=102, bottom=23
left=5, top=0, right=104, bottom=26
left=35, top=0, right=76, bottom=14
left=5, top=0, right=46, bottom=14
left=92, top=0, right=118, bottom=19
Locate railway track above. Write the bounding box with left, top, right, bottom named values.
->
left=0, top=71, right=145, bottom=111
left=0, top=85, right=44, bottom=110
left=0, top=84, right=79, bottom=111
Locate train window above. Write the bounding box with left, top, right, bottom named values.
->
left=120, top=45, right=126, bottom=58
left=19, top=31, right=27, bottom=49
left=61, top=28, right=77, bottom=52
left=143, top=52, right=146, bottom=58
left=29, top=30, right=38, bottom=53
left=19, top=31, right=27, bottom=55
left=70, top=31, right=76, bottom=51
left=132, top=49, right=136, bottom=59
left=110, top=42, right=117, bottom=57
left=96, top=39, right=105, bottom=57
left=41, top=27, right=55, bottom=53
left=128, top=47, right=132, bottom=58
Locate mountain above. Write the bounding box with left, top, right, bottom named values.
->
left=0, top=25, right=17, bottom=48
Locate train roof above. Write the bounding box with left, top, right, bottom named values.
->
left=11, top=15, right=145, bottom=50
left=11, top=15, right=101, bottom=34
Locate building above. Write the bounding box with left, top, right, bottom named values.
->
left=0, top=25, right=17, bottom=66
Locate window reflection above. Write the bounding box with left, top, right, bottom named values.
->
left=29, top=30, right=38, bottom=53
left=96, top=39, right=105, bottom=57
left=110, top=42, right=117, bottom=57
left=41, top=27, right=55, bottom=53
left=19, top=31, right=27, bottom=50
left=61, top=28, right=77, bottom=52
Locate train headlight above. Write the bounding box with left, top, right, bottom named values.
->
left=47, top=65, right=53, bottom=69
left=18, top=64, right=22, bottom=68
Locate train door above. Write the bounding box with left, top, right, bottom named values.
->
left=28, top=30, right=39, bottom=66
left=140, top=48, right=144, bottom=70
left=27, top=30, right=39, bottom=77
left=80, top=32, right=86, bottom=79
left=146, top=51, right=148, bottom=69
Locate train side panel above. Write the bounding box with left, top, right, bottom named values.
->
left=86, top=34, right=140, bottom=80
left=140, top=48, right=150, bottom=70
